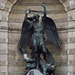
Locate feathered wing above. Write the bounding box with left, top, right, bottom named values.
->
left=42, top=16, right=61, bottom=47
left=18, top=19, right=33, bottom=50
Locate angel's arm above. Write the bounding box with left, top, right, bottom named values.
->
left=24, top=10, right=29, bottom=21
left=42, top=3, right=47, bottom=17
left=24, top=10, right=33, bottom=29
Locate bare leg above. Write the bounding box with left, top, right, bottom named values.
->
left=40, top=38, right=47, bottom=53
left=32, top=38, right=39, bottom=68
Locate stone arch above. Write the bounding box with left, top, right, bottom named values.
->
left=1, top=0, right=74, bottom=19
left=0, top=0, right=70, bottom=22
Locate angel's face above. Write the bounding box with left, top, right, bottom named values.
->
left=33, top=14, right=40, bottom=21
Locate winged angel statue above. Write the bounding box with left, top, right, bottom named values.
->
left=18, top=3, right=61, bottom=75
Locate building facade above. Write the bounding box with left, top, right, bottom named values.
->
left=0, top=0, right=75, bottom=75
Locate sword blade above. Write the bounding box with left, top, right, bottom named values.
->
left=30, top=10, right=44, bottom=13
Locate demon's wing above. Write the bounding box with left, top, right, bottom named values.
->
left=18, top=19, right=33, bottom=50
left=42, top=16, right=61, bottom=47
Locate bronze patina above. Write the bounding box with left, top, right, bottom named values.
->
left=18, top=3, right=61, bottom=75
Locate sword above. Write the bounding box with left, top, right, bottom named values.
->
left=26, top=9, right=44, bottom=13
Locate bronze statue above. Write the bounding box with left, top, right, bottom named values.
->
left=18, top=3, right=61, bottom=75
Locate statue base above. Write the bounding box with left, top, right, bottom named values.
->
left=26, top=69, right=43, bottom=75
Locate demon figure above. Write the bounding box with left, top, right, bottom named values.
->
left=18, top=3, right=61, bottom=75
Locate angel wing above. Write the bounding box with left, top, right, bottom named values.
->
left=42, top=16, right=61, bottom=47
left=18, top=18, right=33, bottom=50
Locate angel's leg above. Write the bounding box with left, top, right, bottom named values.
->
left=32, top=38, right=39, bottom=68
left=40, top=38, right=49, bottom=63
left=32, top=37, right=37, bottom=51
left=40, top=38, right=47, bottom=53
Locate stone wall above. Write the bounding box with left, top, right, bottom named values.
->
left=0, top=0, right=17, bottom=75
left=60, top=0, right=75, bottom=75
left=0, top=0, right=75, bottom=75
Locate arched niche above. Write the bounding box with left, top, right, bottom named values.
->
left=8, top=0, right=68, bottom=75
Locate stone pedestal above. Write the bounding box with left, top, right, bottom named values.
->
left=27, top=69, right=43, bottom=75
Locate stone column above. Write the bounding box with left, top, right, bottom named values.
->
left=67, top=3, right=75, bottom=75
left=58, top=0, right=75, bottom=75
left=61, top=0, right=75, bottom=75
left=0, top=1, right=9, bottom=74
left=0, top=0, right=17, bottom=75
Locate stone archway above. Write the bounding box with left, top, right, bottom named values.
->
left=0, top=0, right=75, bottom=75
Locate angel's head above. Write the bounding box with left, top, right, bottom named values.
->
left=33, top=14, right=40, bottom=21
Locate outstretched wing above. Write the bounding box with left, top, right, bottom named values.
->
left=42, top=16, right=61, bottom=47
left=18, top=19, right=33, bottom=50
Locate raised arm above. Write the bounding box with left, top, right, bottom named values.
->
left=24, top=10, right=29, bottom=21
left=42, top=3, right=47, bottom=17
